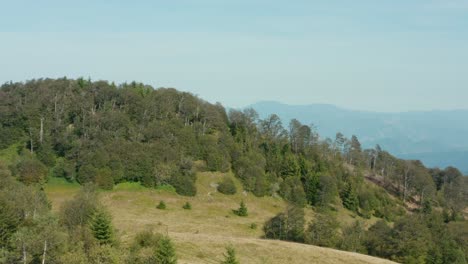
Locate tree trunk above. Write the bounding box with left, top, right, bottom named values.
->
left=42, top=240, right=47, bottom=264
left=29, top=129, right=34, bottom=154
left=40, top=117, right=44, bottom=144
left=22, top=242, right=27, bottom=264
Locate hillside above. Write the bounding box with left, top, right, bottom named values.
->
left=250, top=101, right=468, bottom=174
left=45, top=173, right=396, bottom=264
left=0, top=79, right=466, bottom=264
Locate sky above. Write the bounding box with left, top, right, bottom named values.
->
left=1, top=0, right=468, bottom=112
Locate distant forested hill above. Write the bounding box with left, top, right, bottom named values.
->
left=251, top=101, right=468, bottom=174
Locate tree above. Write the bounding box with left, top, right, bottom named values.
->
left=233, top=201, right=248, bottom=217
left=305, top=212, right=340, bottom=248
left=96, top=167, right=114, bottom=190
left=15, top=156, right=48, bottom=185
left=340, top=221, right=365, bottom=253
left=280, top=176, right=306, bottom=207
left=90, top=210, right=114, bottom=245
left=154, top=236, right=177, bottom=264
left=221, top=245, right=239, bottom=264
left=60, top=184, right=99, bottom=230
left=264, top=205, right=305, bottom=242
left=365, top=220, right=393, bottom=258
left=340, top=182, right=359, bottom=212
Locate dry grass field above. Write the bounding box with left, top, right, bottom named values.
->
left=45, top=172, right=397, bottom=264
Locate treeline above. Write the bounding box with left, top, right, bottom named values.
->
left=263, top=204, right=467, bottom=263
left=0, top=78, right=467, bottom=263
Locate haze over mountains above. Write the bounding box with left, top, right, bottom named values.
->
left=250, top=101, right=468, bottom=174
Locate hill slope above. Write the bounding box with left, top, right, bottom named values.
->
left=45, top=174, right=396, bottom=264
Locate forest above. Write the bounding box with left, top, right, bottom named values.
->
left=0, top=78, right=467, bottom=264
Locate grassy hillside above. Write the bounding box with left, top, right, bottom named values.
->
left=45, top=173, right=395, bottom=264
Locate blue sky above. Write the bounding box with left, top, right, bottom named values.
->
left=1, top=0, right=467, bottom=111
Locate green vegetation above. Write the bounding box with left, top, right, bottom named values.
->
left=157, top=201, right=167, bottom=210
left=217, top=176, right=237, bottom=195
left=154, top=236, right=177, bottom=264
left=182, top=201, right=192, bottom=210
left=233, top=201, right=248, bottom=217
left=90, top=210, right=114, bottom=245
left=0, top=78, right=466, bottom=263
left=221, top=246, right=240, bottom=264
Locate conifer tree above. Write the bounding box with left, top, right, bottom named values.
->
left=154, top=236, right=177, bottom=264
left=233, top=201, right=248, bottom=217
left=90, top=210, right=114, bottom=245
left=221, top=245, right=240, bottom=264
left=341, top=182, right=359, bottom=212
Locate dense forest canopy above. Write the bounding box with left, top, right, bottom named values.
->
left=0, top=78, right=467, bottom=263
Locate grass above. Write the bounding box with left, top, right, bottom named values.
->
left=45, top=171, right=397, bottom=264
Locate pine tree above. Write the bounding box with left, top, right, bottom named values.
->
left=221, top=246, right=240, bottom=264
left=154, top=236, right=177, bottom=264
left=90, top=210, right=114, bottom=245
left=233, top=201, right=248, bottom=217
left=341, top=182, right=358, bottom=212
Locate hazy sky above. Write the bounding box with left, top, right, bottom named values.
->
left=1, top=0, right=468, bottom=112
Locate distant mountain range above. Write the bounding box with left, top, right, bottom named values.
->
left=250, top=101, right=468, bottom=174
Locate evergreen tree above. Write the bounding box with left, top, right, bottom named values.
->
left=90, top=210, right=114, bottom=245
left=340, top=182, right=359, bottom=212
left=233, top=201, right=248, bottom=217
left=154, top=236, right=177, bottom=264
left=221, top=245, right=240, bottom=264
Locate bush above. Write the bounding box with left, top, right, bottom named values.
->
left=233, top=201, right=248, bottom=217
left=182, top=202, right=192, bottom=210
left=170, top=171, right=197, bottom=196
left=264, top=205, right=305, bottom=242
left=157, top=201, right=166, bottom=210
left=217, top=177, right=237, bottom=195
left=15, top=156, right=48, bottom=185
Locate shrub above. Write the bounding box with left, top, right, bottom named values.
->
left=182, top=202, right=192, bottom=210
left=264, top=205, right=305, bottom=242
left=233, top=201, right=248, bottom=217
left=15, top=156, right=48, bottom=185
left=170, top=171, right=197, bottom=196
left=217, top=177, right=237, bottom=195
left=157, top=201, right=166, bottom=210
